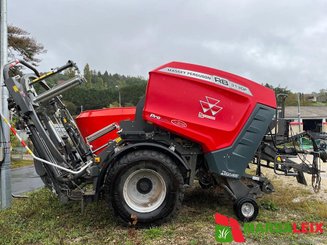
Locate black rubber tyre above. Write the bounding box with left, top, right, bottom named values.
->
left=233, top=197, right=259, bottom=222
left=104, top=150, right=184, bottom=226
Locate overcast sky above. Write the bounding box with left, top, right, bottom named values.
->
left=8, top=0, right=327, bottom=93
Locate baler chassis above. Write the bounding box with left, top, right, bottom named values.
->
left=1, top=60, right=325, bottom=226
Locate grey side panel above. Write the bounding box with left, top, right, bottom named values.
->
left=205, top=104, right=275, bottom=178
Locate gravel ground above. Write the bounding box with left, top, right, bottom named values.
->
left=260, top=154, right=327, bottom=203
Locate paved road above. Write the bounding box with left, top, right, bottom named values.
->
left=11, top=165, right=44, bottom=195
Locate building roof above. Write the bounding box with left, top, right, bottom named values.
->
left=285, top=106, right=327, bottom=119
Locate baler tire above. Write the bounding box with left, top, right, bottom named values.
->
left=234, top=197, right=259, bottom=222
left=105, top=150, right=184, bottom=226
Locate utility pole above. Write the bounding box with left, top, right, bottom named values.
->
left=297, top=93, right=301, bottom=132
left=115, top=85, right=121, bottom=107
left=0, top=0, right=11, bottom=209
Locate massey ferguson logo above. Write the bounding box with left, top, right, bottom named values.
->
left=198, top=96, right=223, bottom=120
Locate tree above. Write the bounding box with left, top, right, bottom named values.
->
left=8, top=25, right=46, bottom=65
left=83, top=64, right=92, bottom=82
left=62, top=66, right=148, bottom=110
left=264, top=83, right=291, bottom=96
left=64, top=67, right=76, bottom=78
left=63, top=100, right=77, bottom=115
left=95, top=72, right=104, bottom=88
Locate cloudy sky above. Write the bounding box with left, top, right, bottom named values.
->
left=8, top=0, right=327, bottom=93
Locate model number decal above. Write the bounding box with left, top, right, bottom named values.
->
left=159, top=67, right=252, bottom=96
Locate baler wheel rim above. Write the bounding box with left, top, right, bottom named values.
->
left=122, top=169, right=167, bottom=213
left=241, top=202, right=255, bottom=218
left=234, top=196, right=259, bottom=222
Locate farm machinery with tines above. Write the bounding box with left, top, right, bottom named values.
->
left=0, top=59, right=325, bottom=225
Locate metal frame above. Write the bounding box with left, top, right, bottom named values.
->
left=2, top=60, right=97, bottom=201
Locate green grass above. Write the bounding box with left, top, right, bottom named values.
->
left=0, top=181, right=326, bottom=245
left=247, top=179, right=327, bottom=244
left=10, top=159, right=33, bottom=169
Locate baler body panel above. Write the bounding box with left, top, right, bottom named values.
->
left=143, top=62, right=276, bottom=153
left=205, top=104, right=275, bottom=178
left=76, top=107, right=135, bottom=153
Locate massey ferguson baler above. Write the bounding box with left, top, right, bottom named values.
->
left=1, top=59, right=325, bottom=225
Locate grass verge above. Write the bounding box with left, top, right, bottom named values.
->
left=10, top=159, right=33, bottom=169
left=0, top=179, right=326, bottom=244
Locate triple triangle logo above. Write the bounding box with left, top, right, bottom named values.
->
left=198, top=96, right=223, bottom=120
